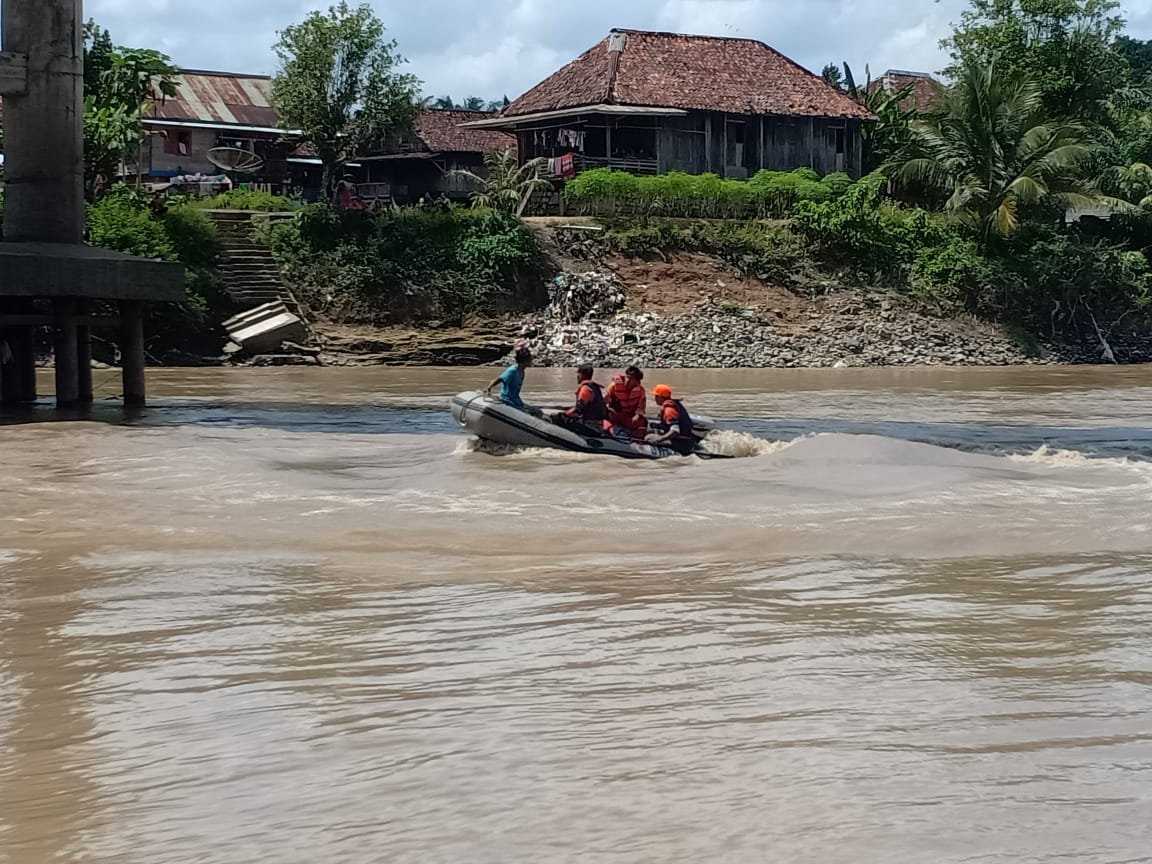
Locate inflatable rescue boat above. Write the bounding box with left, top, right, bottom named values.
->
left=450, top=391, right=716, bottom=460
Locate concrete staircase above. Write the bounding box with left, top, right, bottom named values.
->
left=208, top=210, right=306, bottom=318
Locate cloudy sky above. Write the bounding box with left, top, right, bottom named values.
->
left=86, top=0, right=1152, bottom=100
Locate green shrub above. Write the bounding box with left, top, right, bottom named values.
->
left=457, top=210, right=543, bottom=282
left=564, top=167, right=853, bottom=219
left=83, top=186, right=232, bottom=355
left=163, top=205, right=220, bottom=270
left=87, top=186, right=176, bottom=260
left=601, top=218, right=808, bottom=284
left=988, top=231, right=1152, bottom=336
left=189, top=188, right=293, bottom=212
left=912, top=236, right=989, bottom=308
left=792, top=172, right=953, bottom=277
left=263, top=205, right=544, bottom=325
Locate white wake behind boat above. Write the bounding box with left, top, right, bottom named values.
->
left=450, top=391, right=718, bottom=460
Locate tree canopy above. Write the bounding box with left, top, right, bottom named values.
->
left=272, top=2, right=420, bottom=195
left=427, top=96, right=506, bottom=112
left=892, top=60, right=1098, bottom=237
left=83, top=21, right=179, bottom=186
left=941, top=0, right=1130, bottom=124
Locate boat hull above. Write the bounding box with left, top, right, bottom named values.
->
left=450, top=391, right=689, bottom=460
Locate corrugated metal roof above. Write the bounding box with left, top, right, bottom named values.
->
left=146, top=70, right=278, bottom=128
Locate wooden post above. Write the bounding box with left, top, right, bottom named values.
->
left=52, top=298, right=79, bottom=407
left=120, top=300, right=146, bottom=408
left=76, top=301, right=92, bottom=404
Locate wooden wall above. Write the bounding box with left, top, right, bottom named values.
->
left=509, top=111, right=865, bottom=179
left=657, top=113, right=862, bottom=178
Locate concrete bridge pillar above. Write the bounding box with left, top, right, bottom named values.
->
left=1, top=0, right=85, bottom=246
left=0, top=0, right=183, bottom=411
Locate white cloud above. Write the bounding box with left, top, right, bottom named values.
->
left=79, top=0, right=1152, bottom=98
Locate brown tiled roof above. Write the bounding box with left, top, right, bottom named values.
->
left=145, top=70, right=278, bottom=128
left=504, top=29, right=871, bottom=120
left=415, top=109, right=516, bottom=153
left=869, top=70, right=945, bottom=114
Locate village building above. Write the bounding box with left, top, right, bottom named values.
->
left=137, top=70, right=299, bottom=194
left=356, top=109, right=516, bottom=204
left=868, top=70, right=946, bottom=114
left=467, top=29, right=872, bottom=179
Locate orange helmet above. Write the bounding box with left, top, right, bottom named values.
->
left=653, top=384, right=673, bottom=399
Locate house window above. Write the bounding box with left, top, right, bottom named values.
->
left=164, top=130, right=191, bottom=156
left=835, top=127, right=846, bottom=155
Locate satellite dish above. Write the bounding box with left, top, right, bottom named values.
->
left=207, top=146, right=265, bottom=174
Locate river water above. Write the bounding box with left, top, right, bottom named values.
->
left=2, top=366, right=1151, bottom=864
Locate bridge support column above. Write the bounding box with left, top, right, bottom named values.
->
left=76, top=300, right=92, bottom=404
left=52, top=298, right=80, bottom=407
left=1, top=323, right=37, bottom=405
left=120, top=300, right=145, bottom=408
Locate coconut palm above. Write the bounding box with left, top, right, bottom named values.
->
left=452, top=149, right=553, bottom=216
left=890, top=59, right=1103, bottom=237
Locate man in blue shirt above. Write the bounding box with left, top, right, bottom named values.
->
left=486, top=347, right=533, bottom=411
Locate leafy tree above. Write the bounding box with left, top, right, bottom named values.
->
left=821, top=63, right=845, bottom=90
left=941, top=0, right=1129, bottom=124
left=83, top=21, right=178, bottom=185
left=1115, top=35, right=1152, bottom=84
left=452, top=149, right=552, bottom=216
left=891, top=60, right=1102, bottom=237
left=272, top=2, right=420, bottom=198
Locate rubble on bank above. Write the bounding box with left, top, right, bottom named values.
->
left=502, top=273, right=1152, bottom=368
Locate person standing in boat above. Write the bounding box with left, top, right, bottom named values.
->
left=647, top=385, right=697, bottom=455
left=555, top=365, right=608, bottom=435
left=606, top=365, right=648, bottom=440
left=486, top=346, right=534, bottom=412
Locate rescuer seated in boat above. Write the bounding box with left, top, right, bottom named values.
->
left=553, top=365, right=610, bottom=436
left=606, top=365, right=648, bottom=440
left=646, top=385, right=697, bottom=455
left=485, top=346, right=540, bottom=415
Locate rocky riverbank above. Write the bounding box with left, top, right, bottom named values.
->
left=223, top=254, right=1152, bottom=369
left=496, top=269, right=1152, bottom=369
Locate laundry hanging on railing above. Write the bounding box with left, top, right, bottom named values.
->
left=534, top=128, right=586, bottom=153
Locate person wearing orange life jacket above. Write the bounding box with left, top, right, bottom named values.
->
left=606, top=365, right=647, bottom=440
left=555, top=364, right=609, bottom=435
left=647, top=384, right=697, bottom=455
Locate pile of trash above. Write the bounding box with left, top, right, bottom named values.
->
left=546, top=271, right=626, bottom=322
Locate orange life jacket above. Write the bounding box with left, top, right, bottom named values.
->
left=607, top=381, right=646, bottom=419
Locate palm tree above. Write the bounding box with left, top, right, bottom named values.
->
left=1095, top=95, right=1152, bottom=208
left=890, top=59, right=1102, bottom=237
left=452, top=149, right=553, bottom=216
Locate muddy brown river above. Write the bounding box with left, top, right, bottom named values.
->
left=2, top=366, right=1151, bottom=863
